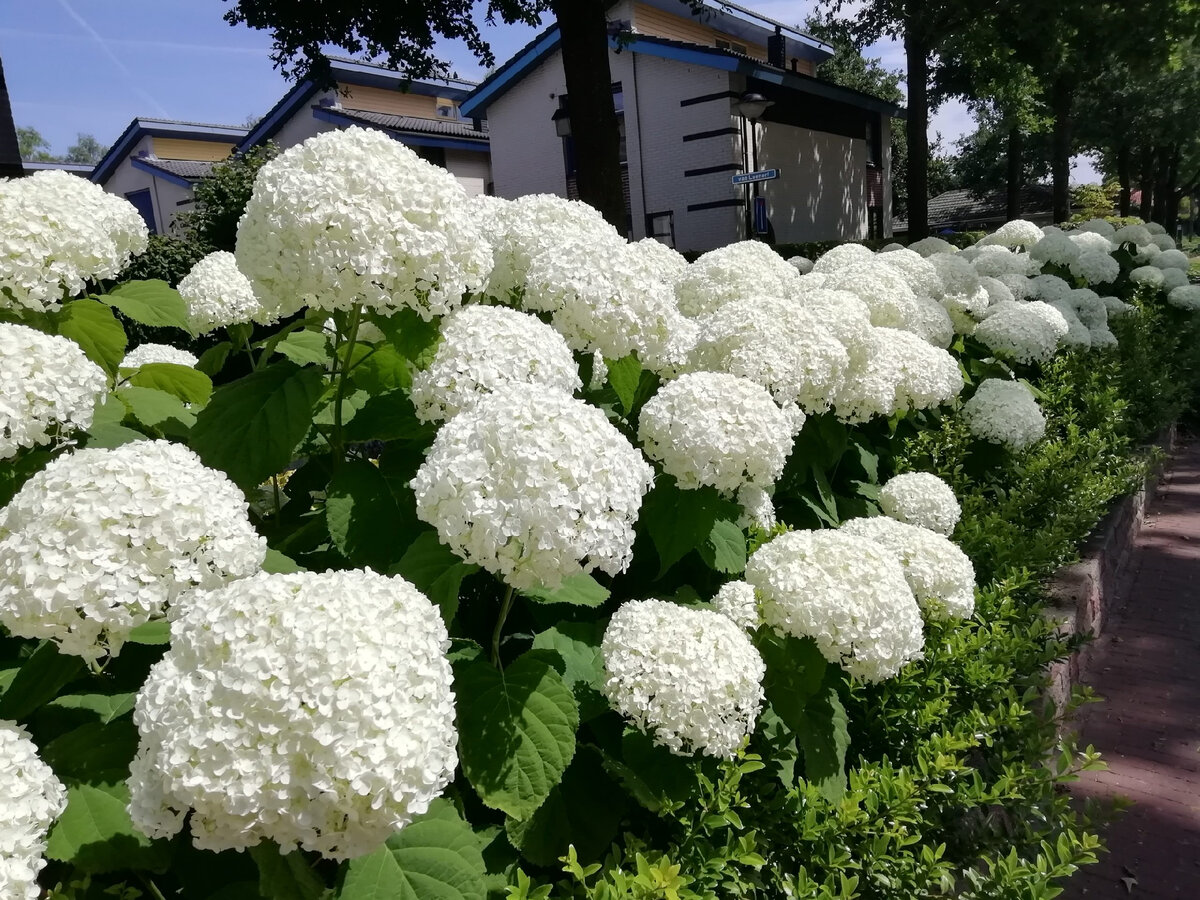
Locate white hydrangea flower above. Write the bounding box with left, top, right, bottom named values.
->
left=1151, top=232, right=1176, bottom=250
left=736, top=483, right=777, bottom=531
left=0, top=441, right=266, bottom=660
left=879, top=471, right=961, bottom=536
left=1031, top=274, right=1073, bottom=303
left=997, top=273, right=1034, bottom=300
left=688, top=296, right=849, bottom=413
left=795, top=271, right=830, bottom=292
left=1113, top=224, right=1153, bottom=247
left=638, top=373, right=796, bottom=494
left=971, top=246, right=1037, bottom=279
left=1049, top=300, right=1093, bottom=348
left=127, top=570, right=456, bottom=860
left=821, top=260, right=952, bottom=343
left=177, top=251, right=263, bottom=334
left=0, top=721, right=67, bottom=900
left=122, top=343, right=199, bottom=369
left=1070, top=251, right=1120, bottom=285
left=675, top=242, right=800, bottom=318
left=1029, top=230, right=1080, bottom=266
left=0, top=324, right=107, bottom=459
left=961, top=379, right=1046, bottom=450
left=601, top=599, right=765, bottom=758
left=630, top=238, right=689, bottom=285
left=974, top=301, right=1067, bottom=364
left=236, top=127, right=491, bottom=322
left=908, top=236, right=958, bottom=257
left=876, top=247, right=943, bottom=297
left=787, top=255, right=814, bottom=274
left=978, top=219, right=1043, bottom=248
left=978, top=276, right=1015, bottom=306
left=840, top=516, right=975, bottom=620
left=833, top=327, right=962, bottom=423
left=745, top=530, right=924, bottom=681
left=410, top=305, right=580, bottom=423
left=1144, top=221, right=1167, bottom=236
left=411, top=385, right=653, bottom=590
left=0, top=170, right=148, bottom=312
left=1152, top=249, right=1189, bottom=271
left=1168, top=285, right=1200, bottom=311
left=1068, top=231, right=1114, bottom=255
left=1102, top=296, right=1135, bottom=318
left=929, top=254, right=990, bottom=318
left=1076, top=218, right=1116, bottom=237
left=1160, top=268, right=1189, bottom=291
left=880, top=242, right=906, bottom=252
left=1134, top=243, right=1162, bottom=263
left=712, top=580, right=760, bottom=631
left=811, top=242, right=875, bottom=274
left=1129, top=265, right=1166, bottom=288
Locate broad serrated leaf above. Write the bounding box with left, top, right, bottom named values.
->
left=350, top=344, right=412, bottom=394
left=796, top=683, right=850, bottom=803
left=47, top=692, right=136, bottom=724
left=250, top=844, right=325, bottom=900
left=196, top=341, right=232, bottom=377
left=263, top=548, right=305, bottom=573
left=274, top=330, right=331, bottom=366
left=127, top=619, right=171, bottom=645
left=41, top=719, right=140, bottom=784
left=45, top=782, right=171, bottom=872
left=757, top=631, right=828, bottom=731
left=116, top=386, right=194, bottom=431
left=455, top=651, right=579, bottom=820
left=81, top=423, right=147, bottom=448
left=189, top=362, right=324, bottom=491
left=600, top=729, right=695, bottom=813
left=57, top=298, right=127, bottom=378
left=699, top=519, right=747, bottom=574
left=392, top=531, right=478, bottom=626
left=604, top=354, right=642, bottom=412
left=337, top=799, right=486, bottom=900
left=0, top=641, right=85, bottom=722
left=327, top=459, right=409, bottom=571
left=531, top=622, right=607, bottom=721
left=520, top=574, right=609, bottom=607
left=104, top=279, right=191, bottom=331
left=343, top=389, right=434, bottom=443
left=127, top=362, right=212, bottom=405
left=371, top=308, right=442, bottom=368
left=639, top=479, right=740, bottom=576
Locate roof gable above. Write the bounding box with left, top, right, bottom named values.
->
left=92, top=118, right=247, bottom=185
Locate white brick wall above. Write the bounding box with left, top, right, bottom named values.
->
left=487, top=55, right=571, bottom=200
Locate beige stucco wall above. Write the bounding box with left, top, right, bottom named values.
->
left=445, top=149, right=491, bottom=197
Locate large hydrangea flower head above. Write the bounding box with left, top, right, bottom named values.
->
left=127, top=570, right=457, bottom=860
left=971, top=245, right=1037, bottom=279
left=235, top=127, right=491, bottom=322
left=1068, top=231, right=1115, bottom=255
left=0, top=323, right=107, bottom=459
left=1145, top=221, right=1167, bottom=236
left=675, top=241, right=800, bottom=318
left=638, top=373, right=797, bottom=494
left=1134, top=243, right=1161, bottom=263
left=1029, top=230, right=1080, bottom=267
left=907, top=236, right=958, bottom=257
left=1050, top=300, right=1093, bottom=349
left=820, top=260, right=943, bottom=338
left=1152, top=249, right=1189, bottom=271
left=0, top=720, right=67, bottom=900
left=978, top=276, right=1015, bottom=306
left=1160, top=268, right=1189, bottom=291
left=410, top=305, right=581, bottom=423
left=997, top=273, right=1034, bottom=300
left=1070, top=250, right=1120, bottom=286
left=745, top=529, right=924, bottom=681
left=787, top=255, right=814, bottom=274
left=929, top=254, right=990, bottom=321
left=1113, top=223, right=1153, bottom=247
left=1129, top=265, right=1165, bottom=289
left=1151, top=233, right=1176, bottom=250
left=879, top=471, right=961, bottom=536
left=974, top=300, right=1068, bottom=364
left=1076, top=218, right=1116, bottom=237
left=811, top=242, right=874, bottom=274
left=876, top=247, right=943, bottom=297
left=1031, top=274, right=1072, bottom=303
left=177, top=251, right=263, bottom=334
left=961, top=379, right=1046, bottom=450
left=1168, top=285, right=1200, bottom=311
left=840, top=516, right=975, bottom=620
left=0, top=440, right=266, bottom=660
left=977, top=219, right=1044, bottom=248
left=601, top=599, right=765, bottom=757
left=411, top=384, right=654, bottom=590
left=0, top=170, right=148, bottom=312
left=122, top=343, right=200, bottom=369
left=712, top=580, right=760, bottom=631
left=880, top=327, right=965, bottom=411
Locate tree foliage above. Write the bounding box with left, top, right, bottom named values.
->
left=176, top=143, right=280, bottom=253
left=64, top=134, right=107, bottom=165
left=17, top=125, right=52, bottom=162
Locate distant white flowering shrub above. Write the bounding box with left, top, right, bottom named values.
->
left=876, top=247, right=943, bottom=297
left=978, top=219, right=1043, bottom=248
left=1168, top=284, right=1200, bottom=311
left=907, top=236, right=957, bottom=257
left=601, top=599, right=765, bottom=757
left=1075, top=218, right=1116, bottom=237
left=745, top=530, right=924, bottom=681
left=0, top=170, right=148, bottom=312
left=1152, top=249, right=1190, bottom=271
left=712, top=580, right=760, bottom=631
left=127, top=570, right=457, bottom=860
left=236, top=127, right=491, bottom=322
left=879, top=471, right=961, bottom=536
left=675, top=241, right=800, bottom=318
left=0, top=720, right=67, bottom=900
left=1144, top=221, right=1167, bottom=236
left=1113, top=224, right=1153, bottom=247
left=122, top=343, right=199, bottom=369
left=638, top=372, right=797, bottom=494
left=411, top=385, right=653, bottom=590
left=1029, top=230, right=1080, bottom=267
left=177, top=251, right=262, bottom=334
left=410, top=305, right=580, bottom=423
left=974, top=301, right=1067, bottom=364
left=971, top=246, right=1037, bottom=279
left=962, top=379, right=1046, bottom=450
left=0, top=323, right=107, bottom=459
left=1130, top=265, right=1166, bottom=288
left=0, top=441, right=265, bottom=660
left=1070, top=250, right=1120, bottom=285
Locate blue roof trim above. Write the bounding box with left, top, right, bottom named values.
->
left=459, top=25, right=562, bottom=119
left=311, top=107, right=489, bottom=152
left=93, top=118, right=246, bottom=185
left=238, top=78, right=319, bottom=152
left=130, top=156, right=194, bottom=189
left=326, top=58, right=476, bottom=99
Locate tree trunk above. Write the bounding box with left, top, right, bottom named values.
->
left=1049, top=74, right=1073, bottom=224
left=904, top=7, right=929, bottom=240
left=1006, top=124, right=1023, bottom=221
left=1163, top=146, right=1181, bottom=235
left=1138, top=148, right=1154, bottom=220
left=551, top=0, right=627, bottom=231
left=1117, top=144, right=1132, bottom=217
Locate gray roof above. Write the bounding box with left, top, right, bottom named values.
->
left=135, top=157, right=216, bottom=182
left=894, top=185, right=1056, bottom=232
left=327, top=106, right=489, bottom=141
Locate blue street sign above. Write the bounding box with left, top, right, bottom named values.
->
left=753, top=196, right=769, bottom=235
left=732, top=168, right=780, bottom=186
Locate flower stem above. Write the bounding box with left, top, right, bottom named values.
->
left=330, top=305, right=363, bottom=471
left=491, top=585, right=515, bottom=668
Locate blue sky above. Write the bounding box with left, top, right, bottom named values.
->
left=1, top=0, right=1098, bottom=181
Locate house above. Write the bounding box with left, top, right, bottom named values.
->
left=91, top=118, right=248, bottom=234
left=22, top=161, right=93, bottom=177
left=893, top=185, right=1068, bottom=235
left=238, top=57, right=490, bottom=196
left=460, top=0, right=905, bottom=251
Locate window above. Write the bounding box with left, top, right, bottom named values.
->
left=645, top=211, right=676, bottom=248
left=716, top=38, right=749, bottom=55
left=865, top=117, right=882, bottom=168
left=416, top=146, right=447, bottom=168
left=560, top=83, right=626, bottom=178
left=125, top=189, right=156, bottom=233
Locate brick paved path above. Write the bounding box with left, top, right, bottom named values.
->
left=1064, top=437, right=1200, bottom=898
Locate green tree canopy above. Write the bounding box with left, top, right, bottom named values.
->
left=64, top=133, right=107, bottom=165
left=17, top=125, right=52, bottom=161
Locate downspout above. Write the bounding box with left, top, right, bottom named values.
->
left=631, top=50, right=650, bottom=241
left=149, top=171, right=164, bottom=235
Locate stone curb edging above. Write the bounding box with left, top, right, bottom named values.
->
left=1043, top=425, right=1177, bottom=719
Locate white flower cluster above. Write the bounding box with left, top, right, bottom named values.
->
left=1153, top=249, right=1189, bottom=271
left=787, top=255, right=814, bottom=274
left=0, top=170, right=148, bottom=312
left=0, top=441, right=266, bottom=660
left=1169, top=285, right=1200, bottom=311
left=908, top=236, right=957, bottom=257
left=675, top=241, right=800, bottom=318
left=821, top=260, right=953, bottom=346
left=411, top=305, right=580, bottom=423
left=879, top=472, right=961, bottom=536
left=1029, top=229, right=1080, bottom=267
left=978, top=219, right=1043, bottom=248
left=638, top=373, right=796, bottom=494
left=177, top=251, right=263, bottom=334
left=411, top=384, right=653, bottom=590
left=877, top=247, right=943, bottom=297
left=127, top=570, right=457, bottom=860
left=1068, top=231, right=1114, bottom=255
left=235, top=127, right=490, bottom=322
left=1076, top=218, right=1115, bottom=237
left=1160, top=268, right=1189, bottom=291
left=0, top=721, right=67, bottom=900
left=601, top=599, right=764, bottom=758
left=971, top=246, right=1036, bottom=279
left=1069, top=251, right=1120, bottom=285
left=961, top=379, right=1046, bottom=450
left=712, top=580, right=760, bottom=631
left=840, top=516, right=975, bottom=620
left=0, top=324, right=107, bottom=459
left=1113, top=224, right=1153, bottom=247
left=1031, top=274, right=1072, bottom=303
left=745, top=530, right=924, bottom=681
left=1129, top=265, right=1165, bottom=288
left=122, top=343, right=200, bottom=369
left=974, top=300, right=1068, bottom=364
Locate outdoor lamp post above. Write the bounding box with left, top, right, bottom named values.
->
left=735, top=92, right=774, bottom=239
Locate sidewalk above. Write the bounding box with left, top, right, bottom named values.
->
left=1064, top=436, right=1200, bottom=898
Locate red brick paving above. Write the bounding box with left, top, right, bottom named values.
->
left=1064, top=436, right=1200, bottom=898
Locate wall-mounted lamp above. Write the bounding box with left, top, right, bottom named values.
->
left=552, top=107, right=572, bottom=138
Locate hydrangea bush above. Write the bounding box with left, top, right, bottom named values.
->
left=0, top=135, right=1195, bottom=899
